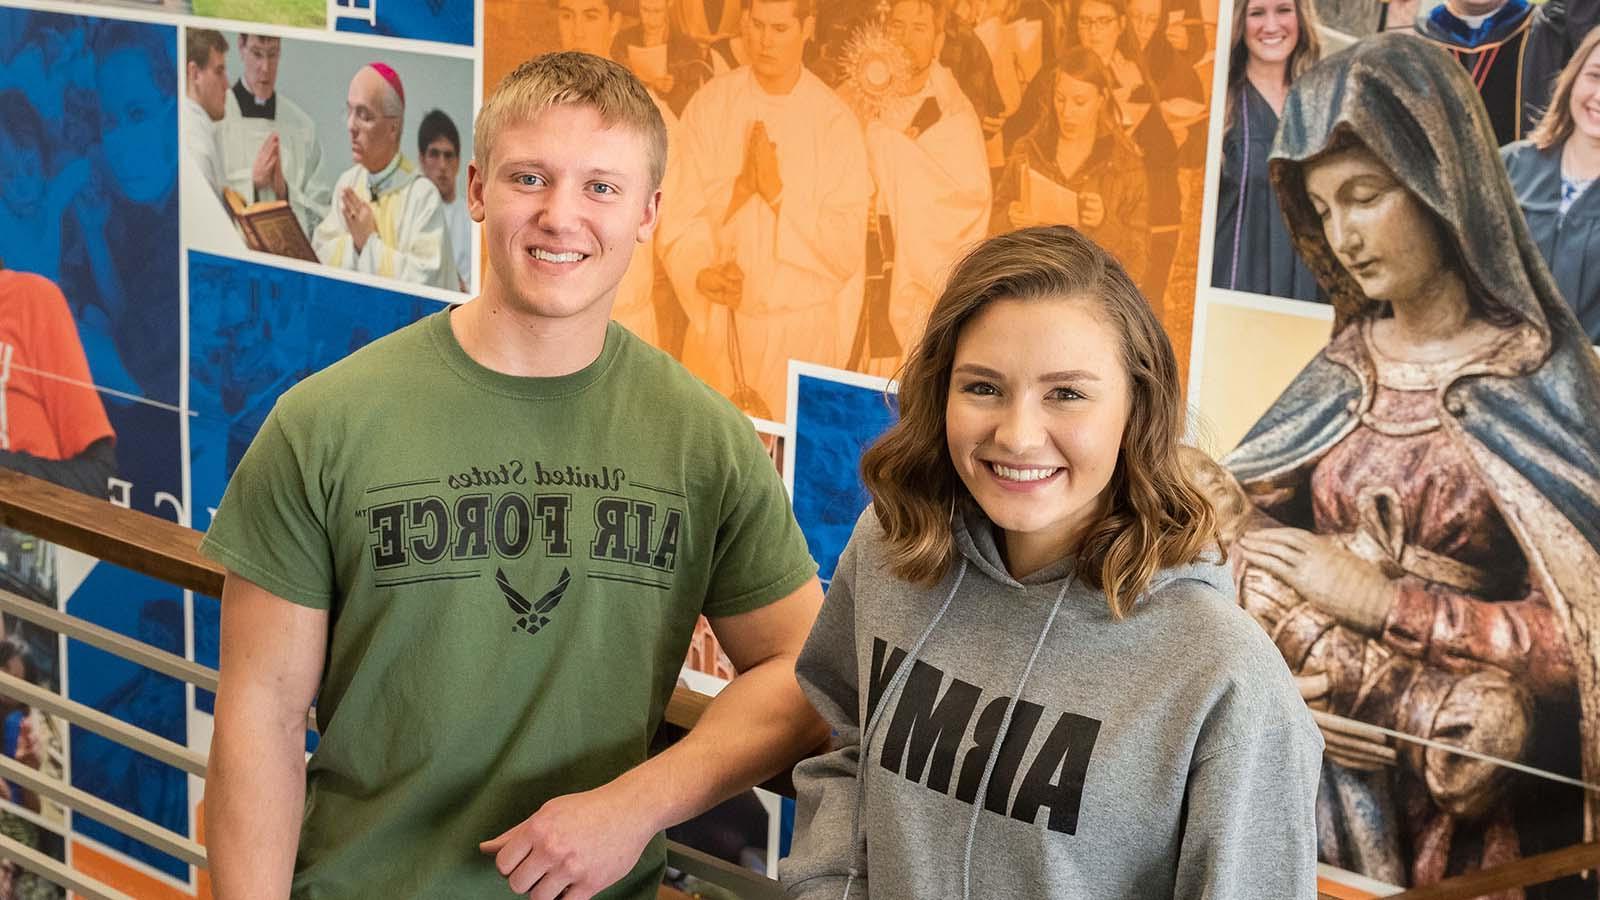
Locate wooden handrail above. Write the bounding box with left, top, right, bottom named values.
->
left=1388, top=841, right=1600, bottom=899
left=0, top=469, right=223, bottom=597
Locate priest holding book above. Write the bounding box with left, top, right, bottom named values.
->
left=311, top=63, right=459, bottom=291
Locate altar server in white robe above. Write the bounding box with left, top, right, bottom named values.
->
left=857, top=0, right=990, bottom=375
left=661, top=0, right=871, bottom=419
left=218, top=34, right=329, bottom=237
left=311, top=63, right=459, bottom=290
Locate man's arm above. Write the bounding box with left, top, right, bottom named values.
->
left=207, top=572, right=327, bottom=900
left=482, top=578, right=828, bottom=900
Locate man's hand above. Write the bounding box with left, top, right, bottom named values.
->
left=1078, top=191, right=1105, bottom=228
left=750, top=123, right=783, bottom=206
left=696, top=262, right=744, bottom=310
left=479, top=784, right=656, bottom=900
left=1007, top=200, right=1043, bottom=229
left=340, top=186, right=377, bottom=253
left=253, top=134, right=286, bottom=195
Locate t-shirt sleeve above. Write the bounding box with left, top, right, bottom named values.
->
left=700, top=427, right=817, bottom=619
left=199, top=406, right=336, bottom=610
left=32, top=278, right=114, bottom=458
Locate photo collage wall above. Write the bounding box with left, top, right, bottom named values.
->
left=0, top=0, right=1596, bottom=894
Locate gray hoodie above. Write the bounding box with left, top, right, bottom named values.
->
left=780, top=507, right=1323, bottom=899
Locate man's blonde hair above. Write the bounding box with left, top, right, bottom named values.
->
left=474, top=51, right=668, bottom=189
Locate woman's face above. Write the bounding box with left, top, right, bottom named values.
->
left=945, top=295, right=1132, bottom=568
left=1304, top=144, right=1449, bottom=307
left=95, top=48, right=177, bottom=205
left=1053, top=71, right=1104, bottom=141
left=1076, top=0, right=1123, bottom=61
left=1242, top=0, right=1297, bottom=67
left=1569, top=43, right=1600, bottom=143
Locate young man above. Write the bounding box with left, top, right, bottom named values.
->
left=218, top=34, right=329, bottom=236
left=202, top=51, right=826, bottom=900
left=418, top=109, right=471, bottom=289
left=310, top=63, right=459, bottom=290
left=182, top=28, right=229, bottom=199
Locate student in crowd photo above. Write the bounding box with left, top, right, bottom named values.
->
left=995, top=50, right=1150, bottom=287
left=182, top=28, right=229, bottom=200
left=781, top=225, right=1321, bottom=899
left=1503, top=25, right=1600, bottom=343
left=417, top=108, right=472, bottom=290
left=1211, top=0, right=1321, bottom=301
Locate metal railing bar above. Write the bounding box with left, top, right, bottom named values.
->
left=0, top=795, right=66, bottom=839
left=0, top=588, right=219, bottom=693
left=665, top=840, right=786, bottom=900
left=0, top=672, right=206, bottom=777
left=0, top=832, right=136, bottom=900
left=0, top=755, right=205, bottom=868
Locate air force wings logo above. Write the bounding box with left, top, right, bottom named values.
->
left=498, top=567, right=570, bottom=635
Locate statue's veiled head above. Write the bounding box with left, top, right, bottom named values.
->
left=1267, top=32, right=1572, bottom=355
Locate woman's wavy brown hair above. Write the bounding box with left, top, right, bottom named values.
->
left=861, top=226, right=1220, bottom=617
left=1528, top=25, right=1600, bottom=151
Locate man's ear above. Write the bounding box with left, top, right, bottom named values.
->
left=466, top=160, right=487, bottom=223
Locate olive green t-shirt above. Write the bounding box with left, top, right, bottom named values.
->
left=200, top=310, right=816, bottom=898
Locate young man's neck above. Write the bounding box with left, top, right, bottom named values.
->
left=755, top=65, right=804, bottom=95
left=450, top=289, right=612, bottom=378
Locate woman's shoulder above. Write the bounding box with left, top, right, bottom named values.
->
left=1139, top=567, right=1308, bottom=720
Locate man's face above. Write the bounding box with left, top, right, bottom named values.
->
left=192, top=47, right=229, bottom=120
left=1448, top=0, right=1508, bottom=17
left=747, top=0, right=812, bottom=83
left=422, top=135, right=460, bottom=202
left=557, top=0, right=620, bottom=56
left=240, top=35, right=280, bottom=100
left=467, top=103, right=659, bottom=326
left=887, top=0, right=940, bottom=74
left=1128, top=0, right=1161, bottom=47
left=346, top=67, right=401, bottom=172
left=639, top=0, right=671, bottom=33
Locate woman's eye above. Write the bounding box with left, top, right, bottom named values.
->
left=1048, top=387, right=1084, bottom=401
left=961, top=381, right=999, bottom=396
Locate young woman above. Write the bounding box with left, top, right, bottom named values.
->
left=1503, top=24, right=1600, bottom=344
left=1211, top=0, right=1322, bottom=301
left=995, top=50, right=1151, bottom=285
left=780, top=225, right=1322, bottom=899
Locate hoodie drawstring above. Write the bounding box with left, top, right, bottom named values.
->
left=839, top=558, right=969, bottom=900
left=961, top=575, right=1074, bottom=900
